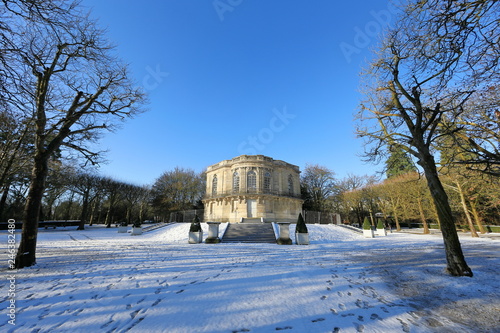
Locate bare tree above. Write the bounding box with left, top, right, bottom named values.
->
left=2, top=1, right=146, bottom=268
left=67, top=171, right=102, bottom=230
left=151, top=167, right=205, bottom=217
left=337, top=174, right=377, bottom=225
left=301, top=164, right=336, bottom=212
left=122, top=183, right=148, bottom=225
left=356, top=0, right=499, bottom=276
left=101, top=178, right=125, bottom=228
left=451, top=86, right=500, bottom=176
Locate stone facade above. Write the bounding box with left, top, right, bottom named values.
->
left=203, top=155, right=303, bottom=223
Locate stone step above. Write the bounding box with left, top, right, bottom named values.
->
left=222, top=223, right=276, bottom=243
left=241, top=218, right=262, bottom=223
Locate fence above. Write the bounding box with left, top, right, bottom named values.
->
left=168, top=209, right=341, bottom=224
left=169, top=209, right=205, bottom=223
left=303, top=211, right=341, bottom=224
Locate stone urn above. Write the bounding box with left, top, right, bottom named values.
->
left=276, top=222, right=292, bottom=245
left=205, top=222, right=221, bottom=244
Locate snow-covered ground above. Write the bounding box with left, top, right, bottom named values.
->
left=1, top=223, right=498, bottom=333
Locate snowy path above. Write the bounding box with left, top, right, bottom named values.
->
left=1, top=224, right=498, bottom=333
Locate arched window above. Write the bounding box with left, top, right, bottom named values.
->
left=247, top=170, right=257, bottom=192
left=233, top=171, right=240, bottom=193
left=288, top=175, right=294, bottom=195
left=264, top=172, right=271, bottom=193
left=212, top=175, right=218, bottom=196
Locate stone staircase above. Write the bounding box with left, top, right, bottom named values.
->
left=222, top=223, right=276, bottom=243
left=142, top=222, right=175, bottom=233
left=336, top=224, right=362, bottom=234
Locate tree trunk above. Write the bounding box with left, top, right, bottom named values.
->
left=417, top=198, right=430, bottom=234
left=455, top=181, right=478, bottom=238
left=64, top=192, right=74, bottom=222
left=15, top=155, right=48, bottom=269
left=419, top=153, right=473, bottom=277
left=78, top=191, right=89, bottom=230
left=0, top=183, right=10, bottom=221
left=139, top=202, right=145, bottom=223
left=390, top=197, right=401, bottom=231
left=126, top=206, right=131, bottom=225
left=105, top=205, right=112, bottom=228
left=469, top=201, right=486, bottom=234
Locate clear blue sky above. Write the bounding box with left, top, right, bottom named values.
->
left=82, top=0, right=396, bottom=185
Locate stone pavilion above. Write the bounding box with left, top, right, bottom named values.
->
left=203, top=155, right=303, bottom=223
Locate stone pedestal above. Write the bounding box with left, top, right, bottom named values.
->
left=118, top=226, right=128, bottom=233
left=295, top=232, right=309, bottom=245
left=131, top=227, right=142, bottom=236
left=188, top=231, right=203, bottom=243
left=363, top=229, right=374, bottom=238
left=277, top=222, right=292, bottom=245
left=376, top=228, right=387, bottom=236
left=205, top=222, right=221, bottom=244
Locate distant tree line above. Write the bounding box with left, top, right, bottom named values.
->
left=300, top=160, right=500, bottom=233
left=0, top=162, right=205, bottom=226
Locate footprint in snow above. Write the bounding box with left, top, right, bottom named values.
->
left=397, top=318, right=411, bottom=333
left=312, top=318, right=325, bottom=323
left=130, top=309, right=140, bottom=319
left=354, top=322, right=365, bottom=332
left=275, top=326, right=292, bottom=330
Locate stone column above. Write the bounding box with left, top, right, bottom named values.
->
left=276, top=222, right=292, bottom=245
left=205, top=222, right=221, bottom=243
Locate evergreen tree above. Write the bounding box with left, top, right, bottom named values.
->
left=296, top=213, right=308, bottom=233
left=385, top=145, right=416, bottom=178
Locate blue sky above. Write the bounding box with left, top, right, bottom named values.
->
left=82, top=0, right=396, bottom=185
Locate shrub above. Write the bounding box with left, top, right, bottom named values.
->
left=190, top=214, right=202, bottom=232
left=363, top=217, right=371, bottom=230
left=296, top=213, right=308, bottom=233
left=377, top=219, right=385, bottom=229
left=133, top=221, right=141, bottom=228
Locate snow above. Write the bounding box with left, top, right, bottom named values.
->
left=1, top=223, right=499, bottom=333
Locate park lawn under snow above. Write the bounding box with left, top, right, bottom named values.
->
left=0, top=223, right=499, bottom=333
